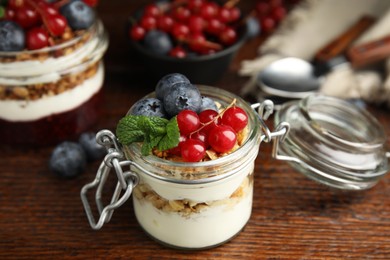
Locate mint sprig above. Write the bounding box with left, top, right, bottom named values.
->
left=116, top=115, right=180, bottom=156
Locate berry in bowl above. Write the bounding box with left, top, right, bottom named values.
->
left=127, top=0, right=248, bottom=84
left=0, top=0, right=108, bottom=145
left=82, top=73, right=265, bottom=249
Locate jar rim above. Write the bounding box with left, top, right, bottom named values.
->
left=123, top=85, right=262, bottom=184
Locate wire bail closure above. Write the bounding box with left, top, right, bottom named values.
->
left=80, top=130, right=139, bottom=230
left=251, top=100, right=290, bottom=157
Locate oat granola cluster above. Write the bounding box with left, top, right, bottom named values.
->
left=134, top=173, right=253, bottom=216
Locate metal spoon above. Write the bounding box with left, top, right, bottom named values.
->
left=256, top=16, right=376, bottom=100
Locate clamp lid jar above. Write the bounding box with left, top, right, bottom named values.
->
left=274, top=94, right=390, bottom=190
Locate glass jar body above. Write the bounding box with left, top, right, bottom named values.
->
left=124, top=86, right=261, bottom=249
left=0, top=21, right=108, bottom=145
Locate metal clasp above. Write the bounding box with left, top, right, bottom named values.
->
left=252, top=100, right=291, bottom=158
left=80, top=130, right=139, bottom=230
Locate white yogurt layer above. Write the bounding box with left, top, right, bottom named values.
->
left=0, top=63, right=104, bottom=122
left=133, top=184, right=253, bottom=249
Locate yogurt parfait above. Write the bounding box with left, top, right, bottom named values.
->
left=0, top=0, right=108, bottom=145
left=112, top=73, right=262, bottom=249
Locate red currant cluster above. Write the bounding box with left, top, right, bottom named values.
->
left=130, top=0, right=243, bottom=58
left=0, top=0, right=97, bottom=50
left=255, top=0, right=299, bottom=34
left=172, top=105, right=248, bottom=162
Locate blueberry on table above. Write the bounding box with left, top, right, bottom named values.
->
left=0, top=21, right=25, bottom=52
left=163, top=82, right=202, bottom=117
left=246, top=16, right=261, bottom=39
left=143, top=30, right=173, bottom=55
left=79, top=132, right=106, bottom=161
left=49, top=141, right=87, bottom=179
left=131, top=98, right=168, bottom=118
left=60, top=0, right=96, bottom=30
left=155, top=73, right=190, bottom=100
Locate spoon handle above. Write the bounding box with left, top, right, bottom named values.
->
left=314, top=16, right=376, bottom=62
left=347, top=34, right=390, bottom=68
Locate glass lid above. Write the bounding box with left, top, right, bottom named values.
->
left=273, top=94, right=389, bottom=190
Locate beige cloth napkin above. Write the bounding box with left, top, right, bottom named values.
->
left=240, top=0, right=390, bottom=105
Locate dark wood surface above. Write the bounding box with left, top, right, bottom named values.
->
left=1, top=1, right=390, bottom=259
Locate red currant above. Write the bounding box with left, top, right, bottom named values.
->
left=188, top=0, right=204, bottom=11
left=181, top=139, right=206, bottom=162
left=15, top=6, right=40, bottom=29
left=5, top=8, right=16, bottom=20
left=169, top=46, right=187, bottom=58
left=140, top=15, right=157, bottom=31
left=172, top=23, right=190, bottom=40
left=26, top=27, right=49, bottom=50
left=206, top=18, right=224, bottom=35
left=157, top=15, right=174, bottom=32
left=130, top=25, right=145, bottom=41
left=44, top=13, right=67, bottom=36
left=208, top=125, right=237, bottom=153
left=191, top=131, right=208, bottom=148
left=144, top=4, right=161, bottom=17
left=172, top=6, right=191, bottom=22
left=221, top=106, right=248, bottom=132
left=8, top=0, right=25, bottom=10
left=256, top=2, right=270, bottom=17
left=229, top=7, right=241, bottom=22
left=188, top=15, right=204, bottom=33
left=218, top=7, right=231, bottom=23
left=169, top=134, right=187, bottom=156
left=219, top=26, right=237, bottom=45
left=269, top=0, right=284, bottom=8
left=187, top=33, right=206, bottom=52
left=198, top=109, right=220, bottom=134
left=200, top=2, right=218, bottom=20
left=36, top=2, right=58, bottom=17
left=177, top=110, right=200, bottom=135
left=260, top=16, right=276, bottom=33
left=271, top=6, right=286, bottom=23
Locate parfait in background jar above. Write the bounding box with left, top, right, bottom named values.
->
left=0, top=0, right=108, bottom=145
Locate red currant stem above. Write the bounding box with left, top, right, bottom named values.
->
left=224, top=0, right=240, bottom=8
left=53, top=0, right=71, bottom=9
left=189, top=98, right=237, bottom=137
left=181, top=38, right=223, bottom=51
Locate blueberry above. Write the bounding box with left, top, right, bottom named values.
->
left=131, top=98, right=167, bottom=118
left=143, top=30, right=172, bottom=56
left=79, top=132, right=106, bottom=161
left=163, top=82, right=202, bottom=117
left=49, top=141, right=87, bottom=178
left=246, top=16, right=261, bottom=39
left=0, top=21, right=25, bottom=52
left=60, top=0, right=96, bottom=30
left=155, top=73, right=190, bottom=100
left=200, top=96, right=218, bottom=111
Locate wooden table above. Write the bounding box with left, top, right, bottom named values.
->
left=1, top=1, right=389, bottom=259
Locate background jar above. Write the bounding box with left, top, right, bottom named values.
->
left=0, top=20, right=108, bottom=145
left=123, top=86, right=262, bottom=249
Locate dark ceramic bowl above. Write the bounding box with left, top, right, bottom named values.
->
left=128, top=24, right=248, bottom=85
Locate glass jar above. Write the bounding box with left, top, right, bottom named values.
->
left=81, top=86, right=271, bottom=250
left=81, top=91, right=389, bottom=250
left=0, top=20, right=108, bottom=145
left=125, top=86, right=261, bottom=249
left=274, top=95, right=390, bottom=190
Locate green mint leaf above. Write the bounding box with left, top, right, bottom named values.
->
left=116, top=116, right=145, bottom=145
left=141, top=135, right=163, bottom=156
left=157, top=117, right=180, bottom=151
left=139, top=116, right=168, bottom=136
left=116, top=115, right=180, bottom=156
